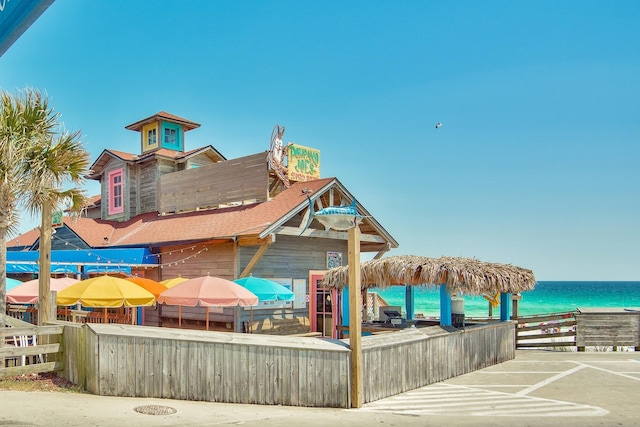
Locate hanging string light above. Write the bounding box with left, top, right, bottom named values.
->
left=50, top=233, right=211, bottom=268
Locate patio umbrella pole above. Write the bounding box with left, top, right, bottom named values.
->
left=104, top=307, right=108, bottom=323
left=206, top=306, right=209, bottom=331
left=178, top=305, right=182, bottom=328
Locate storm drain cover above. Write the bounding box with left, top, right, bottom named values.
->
left=134, top=405, right=177, bottom=415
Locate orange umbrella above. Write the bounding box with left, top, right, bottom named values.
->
left=126, top=277, right=168, bottom=298
left=7, top=277, right=79, bottom=304
left=157, top=275, right=258, bottom=330
left=160, top=276, right=189, bottom=288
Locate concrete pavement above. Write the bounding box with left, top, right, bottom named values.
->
left=1, top=350, right=639, bottom=426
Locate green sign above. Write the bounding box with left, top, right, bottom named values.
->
left=52, top=210, right=63, bottom=228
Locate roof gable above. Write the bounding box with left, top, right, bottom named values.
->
left=125, top=111, right=201, bottom=132
left=54, top=178, right=397, bottom=252
left=89, top=145, right=225, bottom=179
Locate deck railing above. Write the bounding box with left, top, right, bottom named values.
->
left=1, top=316, right=64, bottom=378
left=515, top=312, right=577, bottom=349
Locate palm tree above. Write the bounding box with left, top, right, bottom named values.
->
left=0, top=89, right=57, bottom=319
left=19, top=109, right=90, bottom=325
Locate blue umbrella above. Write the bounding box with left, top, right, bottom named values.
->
left=6, top=278, right=23, bottom=291
left=233, top=276, right=294, bottom=302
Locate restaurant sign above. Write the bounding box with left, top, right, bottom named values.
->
left=52, top=210, right=63, bottom=228
left=287, top=143, right=320, bottom=182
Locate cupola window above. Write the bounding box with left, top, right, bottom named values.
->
left=164, top=128, right=177, bottom=145
left=147, top=128, right=156, bottom=146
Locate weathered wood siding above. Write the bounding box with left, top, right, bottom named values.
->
left=100, top=158, right=129, bottom=221
left=238, top=235, right=347, bottom=334
left=360, top=322, right=516, bottom=403
left=158, top=152, right=268, bottom=214
left=159, top=242, right=236, bottom=280
left=146, top=240, right=237, bottom=330
left=240, top=234, right=348, bottom=279
left=182, top=152, right=218, bottom=170
left=57, top=322, right=86, bottom=385
left=58, top=321, right=515, bottom=407
left=136, top=160, right=159, bottom=214
left=63, top=323, right=352, bottom=407
left=576, top=309, right=640, bottom=348
left=149, top=235, right=345, bottom=333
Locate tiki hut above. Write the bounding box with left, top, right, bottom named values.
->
left=320, top=255, right=536, bottom=295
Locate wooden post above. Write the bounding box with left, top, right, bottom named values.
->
left=348, top=226, right=363, bottom=408
left=49, top=290, right=57, bottom=323
left=38, top=200, right=53, bottom=325
left=405, top=285, right=415, bottom=319
left=500, top=293, right=510, bottom=321
left=439, top=285, right=452, bottom=326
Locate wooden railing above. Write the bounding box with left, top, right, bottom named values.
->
left=1, top=316, right=64, bottom=378
left=8, top=305, right=134, bottom=325
left=515, top=312, right=577, bottom=349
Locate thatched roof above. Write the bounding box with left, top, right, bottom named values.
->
left=320, top=255, right=536, bottom=296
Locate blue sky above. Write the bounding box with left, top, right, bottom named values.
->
left=1, top=1, right=638, bottom=280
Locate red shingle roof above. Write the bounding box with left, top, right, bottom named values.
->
left=64, top=178, right=335, bottom=247
left=7, top=228, right=40, bottom=248
left=125, top=111, right=201, bottom=132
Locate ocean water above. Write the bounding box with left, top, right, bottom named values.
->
left=374, top=281, right=640, bottom=318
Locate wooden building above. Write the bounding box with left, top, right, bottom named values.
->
left=8, top=112, right=398, bottom=335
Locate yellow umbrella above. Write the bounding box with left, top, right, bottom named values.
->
left=57, top=275, right=156, bottom=308
left=160, top=276, right=189, bottom=288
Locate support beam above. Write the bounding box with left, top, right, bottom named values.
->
left=500, top=293, right=511, bottom=321
left=238, top=234, right=275, bottom=278
left=297, top=208, right=311, bottom=233
left=439, top=285, right=452, bottom=326
left=372, top=244, right=390, bottom=259
left=348, top=226, right=363, bottom=408
left=279, top=226, right=387, bottom=243
left=405, top=286, right=415, bottom=320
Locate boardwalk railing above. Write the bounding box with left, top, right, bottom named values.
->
left=1, top=316, right=64, bottom=378
left=515, top=312, right=577, bottom=349
left=575, top=308, right=640, bottom=351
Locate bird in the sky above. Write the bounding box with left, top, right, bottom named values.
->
left=435, top=122, right=443, bottom=129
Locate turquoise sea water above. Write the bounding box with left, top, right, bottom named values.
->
left=374, top=281, right=640, bottom=318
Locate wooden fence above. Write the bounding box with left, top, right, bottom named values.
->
left=575, top=308, right=640, bottom=351
left=515, top=309, right=640, bottom=351
left=1, top=316, right=64, bottom=378
left=57, top=320, right=516, bottom=407
left=362, top=322, right=515, bottom=403
left=59, top=323, right=352, bottom=407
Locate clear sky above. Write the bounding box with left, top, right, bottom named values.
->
left=1, top=1, right=638, bottom=281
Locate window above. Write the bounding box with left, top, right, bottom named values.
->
left=147, top=129, right=156, bottom=146
left=108, top=169, right=124, bottom=215
left=164, top=128, right=177, bottom=145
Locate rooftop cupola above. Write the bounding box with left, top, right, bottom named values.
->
left=125, top=111, right=201, bottom=154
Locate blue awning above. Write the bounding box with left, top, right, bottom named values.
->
left=7, top=263, right=38, bottom=274
left=6, top=248, right=156, bottom=274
